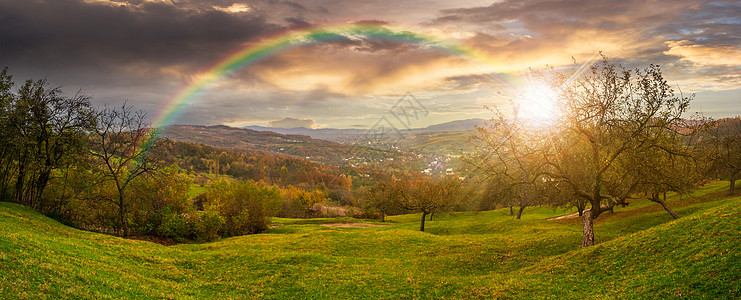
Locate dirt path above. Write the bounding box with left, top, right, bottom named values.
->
left=545, top=212, right=582, bottom=220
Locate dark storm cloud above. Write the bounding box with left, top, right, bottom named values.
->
left=657, top=1, right=741, bottom=46
left=0, top=0, right=278, bottom=78
left=435, top=0, right=740, bottom=57
left=436, top=0, right=698, bottom=26
left=432, top=0, right=741, bottom=92
left=0, top=0, right=309, bottom=119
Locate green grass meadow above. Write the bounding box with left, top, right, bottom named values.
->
left=0, top=182, right=739, bottom=299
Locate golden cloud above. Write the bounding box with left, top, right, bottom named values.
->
left=82, top=0, right=173, bottom=8
left=665, top=40, right=741, bottom=66
left=242, top=44, right=505, bottom=97
left=213, top=3, right=252, bottom=13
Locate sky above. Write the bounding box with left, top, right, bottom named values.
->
left=1, top=0, right=739, bottom=129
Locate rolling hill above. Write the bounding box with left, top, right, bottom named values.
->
left=161, top=125, right=407, bottom=166
left=242, top=118, right=487, bottom=142
left=160, top=124, right=480, bottom=174
left=0, top=181, right=738, bottom=299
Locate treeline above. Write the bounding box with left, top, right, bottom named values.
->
left=0, top=68, right=93, bottom=214
left=0, top=68, right=316, bottom=241
left=0, top=67, right=426, bottom=242
left=0, top=67, right=193, bottom=239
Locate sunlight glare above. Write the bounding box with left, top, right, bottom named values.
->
left=518, top=83, right=558, bottom=125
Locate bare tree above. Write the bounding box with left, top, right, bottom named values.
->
left=703, top=117, right=741, bottom=195
left=467, top=108, right=552, bottom=219
left=88, top=103, right=160, bottom=237
left=366, top=182, right=399, bottom=222
left=543, top=59, right=692, bottom=247
left=631, top=122, right=704, bottom=219
left=387, top=176, right=461, bottom=231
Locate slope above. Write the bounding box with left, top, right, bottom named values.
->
left=0, top=183, right=738, bottom=299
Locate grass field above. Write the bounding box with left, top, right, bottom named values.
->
left=0, top=182, right=739, bottom=299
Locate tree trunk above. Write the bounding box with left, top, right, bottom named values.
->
left=119, top=194, right=128, bottom=238
left=381, top=213, right=385, bottom=222
left=651, top=193, right=680, bottom=219
left=730, top=173, right=736, bottom=195
left=429, top=213, right=433, bottom=221
left=516, top=205, right=525, bottom=219
left=15, top=150, right=28, bottom=205
left=509, top=205, right=513, bottom=216
left=15, top=165, right=25, bottom=204
left=581, top=210, right=594, bottom=247
left=658, top=199, right=680, bottom=219
left=0, top=156, right=11, bottom=200
left=420, top=212, right=427, bottom=232
left=34, top=168, right=51, bottom=210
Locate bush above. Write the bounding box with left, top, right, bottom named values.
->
left=276, top=186, right=329, bottom=218
left=277, top=194, right=305, bottom=218
left=195, top=207, right=224, bottom=242
left=307, top=204, right=348, bottom=218
left=203, top=179, right=280, bottom=236
left=158, top=209, right=194, bottom=242
left=350, top=211, right=383, bottom=220
left=328, top=188, right=353, bottom=206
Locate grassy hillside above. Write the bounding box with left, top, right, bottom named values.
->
left=0, top=182, right=739, bottom=299
left=399, top=130, right=474, bottom=154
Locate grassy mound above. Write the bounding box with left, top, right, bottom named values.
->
left=507, top=197, right=741, bottom=298
left=0, top=183, right=738, bottom=299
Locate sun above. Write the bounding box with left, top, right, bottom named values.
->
left=518, top=83, right=559, bottom=125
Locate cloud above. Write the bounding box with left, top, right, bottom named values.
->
left=431, top=0, right=741, bottom=93
left=665, top=40, right=741, bottom=66
left=0, top=0, right=278, bottom=73
left=241, top=32, right=504, bottom=98
left=269, top=117, right=317, bottom=129
left=213, top=3, right=252, bottom=13
left=0, top=0, right=293, bottom=117
left=2, top=0, right=740, bottom=127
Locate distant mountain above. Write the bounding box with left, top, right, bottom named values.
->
left=241, top=125, right=366, bottom=141
left=160, top=125, right=404, bottom=166
left=411, top=118, right=487, bottom=133
left=243, top=118, right=487, bottom=141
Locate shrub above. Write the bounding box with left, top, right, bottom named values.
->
left=158, top=209, right=194, bottom=242
left=277, top=194, right=305, bottom=218
left=196, top=207, right=224, bottom=242
left=350, top=211, right=382, bottom=220
left=276, top=186, right=329, bottom=218
left=204, top=179, right=280, bottom=236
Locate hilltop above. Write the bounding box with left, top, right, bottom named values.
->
left=161, top=124, right=405, bottom=166
left=161, top=124, right=478, bottom=174
left=242, top=118, right=487, bottom=142
left=0, top=181, right=738, bottom=299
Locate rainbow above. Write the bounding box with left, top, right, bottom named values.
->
left=135, top=21, right=603, bottom=166
left=139, top=22, right=601, bottom=158
left=151, top=22, right=515, bottom=129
